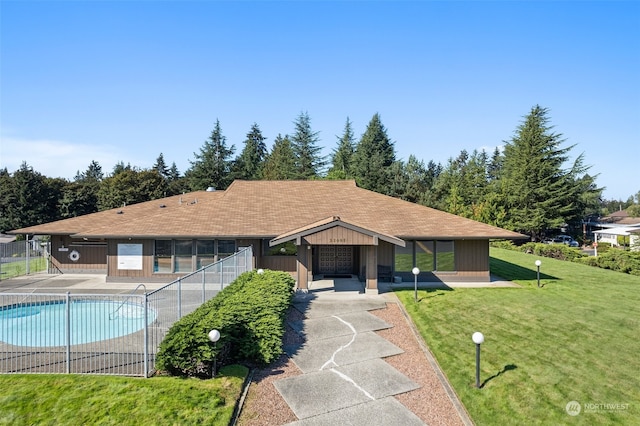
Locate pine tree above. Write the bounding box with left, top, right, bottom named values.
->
left=327, top=117, right=355, bottom=180
left=153, top=153, right=170, bottom=179
left=186, top=119, right=235, bottom=190
left=262, top=134, right=297, bottom=180
left=290, top=112, right=326, bottom=179
left=233, top=123, right=267, bottom=180
left=350, top=113, right=396, bottom=193
left=497, top=105, right=580, bottom=240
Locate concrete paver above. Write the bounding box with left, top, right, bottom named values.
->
left=286, top=396, right=425, bottom=426
left=288, top=311, right=392, bottom=341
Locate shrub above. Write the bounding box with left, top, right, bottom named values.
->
left=156, top=270, right=295, bottom=378
left=490, top=240, right=517, bottom=250
left=519, top=242, right=586, bottom=261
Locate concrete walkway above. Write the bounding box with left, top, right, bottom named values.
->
left=274, top=278, right=427, bottom=425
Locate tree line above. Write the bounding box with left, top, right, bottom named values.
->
left=1, top=107, right=638, bottom=240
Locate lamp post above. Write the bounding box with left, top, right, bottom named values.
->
left=208, top=329, right=220, bottom=377
left=535, top=260, right=542, bottom=288
left=412, top=267, right=420, bottom=302
left=472, top=331, right=484, bottom=388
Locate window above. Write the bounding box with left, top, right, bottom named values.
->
left=264, top=240, right=298, bottom=256
left=154, top=240, right=172, bottom=273
left=416, top=241, right=434, bottom=272
left=394, top=241, right=414, bottom=273
left=217, top=240, right=236, bottom=258
left=174, top=240, right=193, bottom=272
left=435, top=240, right=455, bottom=271
left=197, top=240, right=215, bottom=269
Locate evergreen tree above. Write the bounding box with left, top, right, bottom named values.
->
left=262, top=134, right=297, bottom=180
left=327, top=117, right=355, bottom=180
left=186, top=119, right=235, bottom=190
left=290, top=112, right=326, bottom=179
left=60, top=161, right=103, bottom=218
left=233, top=123, right=267, bottom=180
left=112, top=161, right=132, bottom=175
left=497, top=105, right=580, bottom=240
left=350, top=113, right=396, bottom=193
left=153, top=153, right=170, bottom=179
left=97, top=168, right=166, bottom=210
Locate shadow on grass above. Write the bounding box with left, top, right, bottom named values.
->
left=481, top=364, right=517, bottom=388
left=490, top=258, right=558, bottom=283
left=417, top=287, right=452, bottom=303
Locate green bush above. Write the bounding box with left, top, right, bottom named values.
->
left=156, top=270, right=295, bottom=378
left=489, top=240, right=518, bottom=250
left=519, top=242, right=586, bottom=261
left=592, top=249, right=640, bottom=275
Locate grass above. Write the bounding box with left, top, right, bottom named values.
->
left=0, top=258, right=47, bottom=280
left=0, top=365, right=248, bottom=426
left=396, top=248, right=640, bottom=425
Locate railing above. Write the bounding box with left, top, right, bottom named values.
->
left=0, top=239, right=49, bottom=281
left=0, top=246, right=253, bottom=377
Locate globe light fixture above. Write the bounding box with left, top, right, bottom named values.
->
left=472, top=331, right=485, bottom=388
left=208, top=329, right=220, bottom=377
left=535, top=260, right=542, bottom=288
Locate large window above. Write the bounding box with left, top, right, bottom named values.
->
left=394, top=240, right=455, bottom=273
left=435, top=240, right=455, bottom=271
left=416, top=241, right=434, bottom=272
left=394, top=241, right=414, bottom=273
left=154, top=240, right=172, bottom=273
left=174, top=240, right=193, bottom=272
left=264, top=241, right=298, bottom=256
left=217, top=240, right=236, bottom=258
left=197, top=240, right=215, bottom=269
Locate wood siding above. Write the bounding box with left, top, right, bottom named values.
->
left=303, top=226, right=375, bottom=245
left=455, top=239, right=489, bottom=272
left=50, top=235, right=107, bottom=273
left=260, top=256, right=297, bottom=272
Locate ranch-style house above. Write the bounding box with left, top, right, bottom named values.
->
left=11, top=180, right=525, bottom=292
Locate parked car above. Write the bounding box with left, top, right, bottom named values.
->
left=547, top=235, right=580, bottom=247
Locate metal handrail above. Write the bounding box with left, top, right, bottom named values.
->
left=109, top=283, right=147, bottom=320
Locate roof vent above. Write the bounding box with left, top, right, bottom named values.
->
left=159, top=204, right=166, bottom=208
left=116, top=210, right=124, bottom=214
left=206, top=186, right=216, bottom=192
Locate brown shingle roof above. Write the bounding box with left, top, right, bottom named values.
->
left=11, top=180, right=526, bottom=240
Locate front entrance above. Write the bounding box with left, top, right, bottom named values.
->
left=318, top=245, right=354, bottom=275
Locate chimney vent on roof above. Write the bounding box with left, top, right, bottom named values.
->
left=159, top=204, right=166, bottom=208
left=206, top=186, right=216, bottom=192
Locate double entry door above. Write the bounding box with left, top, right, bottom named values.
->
left=318, top=245, right=354, bottom=275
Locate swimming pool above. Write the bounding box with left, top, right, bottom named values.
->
left=0, top=300, right=158, bottom=347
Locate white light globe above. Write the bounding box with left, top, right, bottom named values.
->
left=208, top=329, right=220, bottom=343
left=535, top=260, right=542, bottom=267
left=412, top=267, right=420, bottom=275
left=257, top=269, right=264, bottom=274
left=472, top=331, right=484, bottom=344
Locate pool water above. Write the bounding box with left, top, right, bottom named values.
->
left=0, top=300, right=157, bottom=347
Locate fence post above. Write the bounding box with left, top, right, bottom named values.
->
left=66, top=292, right=71, bottom=374
left=202, top=269, right=206, bottom=303
left=177, top=278, right=182, bottom=319
left=26, top=238, right=30, bottom=275
left=143, top=293, right=149, bottom=378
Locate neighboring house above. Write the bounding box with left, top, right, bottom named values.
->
left=9, top=180, right=525, bottom=292
left=594, top=209, right=640, bottom=249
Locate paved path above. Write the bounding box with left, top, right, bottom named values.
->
left=273, top=279, right=426, bottom=425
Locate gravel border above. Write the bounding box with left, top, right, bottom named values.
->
left=237, top=300, right=473, bottom=425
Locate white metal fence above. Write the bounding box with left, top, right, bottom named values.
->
left=0, top=246, right=253, bottom=377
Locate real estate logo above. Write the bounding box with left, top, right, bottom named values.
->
left=566, top=401, right=581, bottom=416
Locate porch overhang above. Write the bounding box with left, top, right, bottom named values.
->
left=269, top=216, right=406, bottom=247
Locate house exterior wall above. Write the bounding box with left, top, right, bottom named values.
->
left=50, top=235, right=107, bottom=274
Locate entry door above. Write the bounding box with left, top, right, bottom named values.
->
left=318, top=246, right=353, bottom=274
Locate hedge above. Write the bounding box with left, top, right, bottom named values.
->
left=491, top=240, right=640, bottom=276
left=156, top=269, right=296, bottom=378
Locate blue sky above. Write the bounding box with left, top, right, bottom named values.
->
left=1, top=1, right=638, bottom=200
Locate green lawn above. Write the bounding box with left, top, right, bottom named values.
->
left=0, top=365, right=248, bottom=426
left=396, top=248, right=639, bottom=425
left=0, top=258, right=47, bottom=280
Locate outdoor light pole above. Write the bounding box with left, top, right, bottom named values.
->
left=208, top=329, right=220, bottom=378
left=472, top=331, right=484, bottom=388
left=412, top=267, right=420, bottom=302
left=535, top=260, right=542, bottom=288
